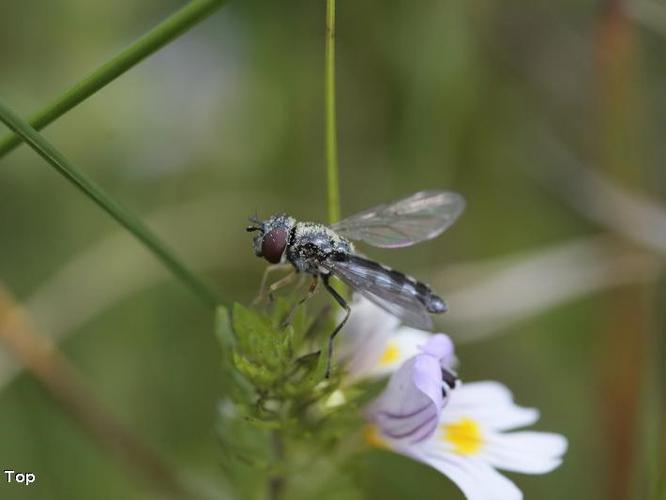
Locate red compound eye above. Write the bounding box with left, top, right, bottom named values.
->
left=261, top=228, right=288, bottom=264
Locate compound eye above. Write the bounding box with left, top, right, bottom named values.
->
left=261, top=228, right=288, bottom=264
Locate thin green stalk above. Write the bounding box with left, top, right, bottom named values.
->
left=267, top=430, right=285, bottom=500
left=0, top=99, right=221, bottom=309
left=325, top=0, right=340, bottom=224
left=0, top=0, right=226, bottom=159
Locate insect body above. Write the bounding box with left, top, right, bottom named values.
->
left=247, top=190, right=465, bottom=376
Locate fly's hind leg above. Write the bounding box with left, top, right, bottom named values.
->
left=322, top=275, right=351, bottom=378
left=253, top=264, right=293, bottom=305
left=280, top=276, right=319, bottom=329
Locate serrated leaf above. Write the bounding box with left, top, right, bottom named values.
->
left=233, top=303, right=273, bottom=353
left=232, top=302, right=295, bottom=388
left=270, top=296, right=295, bottom=327
left=233, top=351, right=280, bottom=388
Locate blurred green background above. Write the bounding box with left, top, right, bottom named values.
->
left=0, top=0, right=664, bottom=498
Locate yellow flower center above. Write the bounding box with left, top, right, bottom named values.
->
left=443, top=418, right=483, bottom=455
left=363, top=424, right=389, bottom=449
left=379, top=343, right=400, bottom=365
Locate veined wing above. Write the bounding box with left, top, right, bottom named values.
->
left=331, top=190, right=465, bottom=248
left=322, top=256, right=434, bottom=330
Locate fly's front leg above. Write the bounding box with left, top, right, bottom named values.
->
left=322, top=275, right=351, bottom=378
left=295, top=272, right=308, bottom=290
left=280, top=276, right=319, bottom=329
left=253, top=264, right=293, bottom=305
left=265, top=271, right=298, bottom=302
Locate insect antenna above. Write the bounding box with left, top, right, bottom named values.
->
left=246, top=213, right=263, bottom=232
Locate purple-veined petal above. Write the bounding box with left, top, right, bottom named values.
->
left=366, top=354, right=445, bottom=443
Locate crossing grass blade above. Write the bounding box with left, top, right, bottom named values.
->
left=0, top=0, right=227, bottom=159
left=0, top=99, right=222, bottom=309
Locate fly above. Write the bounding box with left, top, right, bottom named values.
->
left=246, top=190, right=465, bottom=377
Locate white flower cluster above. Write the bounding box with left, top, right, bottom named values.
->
left=338, top=297, right=567, bottom=500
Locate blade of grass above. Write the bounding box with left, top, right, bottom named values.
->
left=0, top=0, right=227, bottom=159
left=0, top=98, right=221, bottom=309
left=325, top=0, right=340, bottom=224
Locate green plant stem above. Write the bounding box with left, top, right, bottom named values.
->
left=0, top=99, right=221, bottom=309
left=0, top=0, right=226, bottom=159
left=325, top=0, right=341, bottom=224
left=267, top=430, right=285, bottom=500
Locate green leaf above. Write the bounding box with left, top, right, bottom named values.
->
left=232, top=303, right=293, bottom=388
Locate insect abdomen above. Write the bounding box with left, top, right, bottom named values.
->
left=413, top=278, right=447, bottom=313
left=351, top=256, right=447, bottom=314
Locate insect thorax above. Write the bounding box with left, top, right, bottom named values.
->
left=286, top=222, right=354, bottom=274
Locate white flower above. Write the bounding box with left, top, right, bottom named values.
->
left=365, top=381, right=568, bottom=500
left=338, top=296, right=568, bottom=500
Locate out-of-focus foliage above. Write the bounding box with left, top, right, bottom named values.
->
left=215, top=299, right=370, bottom=500
left=0, top=0, right=664, bottom=499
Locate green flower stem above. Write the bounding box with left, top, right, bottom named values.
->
left=325, top=0, right=341, bottom=224
left=0, top=99, right=221, bottom=309
left=0, top=0, right=226, bottom=159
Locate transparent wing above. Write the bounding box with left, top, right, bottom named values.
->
left=331, top=190, right=465, bottom=248
left=322, top=256, right=433, bottom=330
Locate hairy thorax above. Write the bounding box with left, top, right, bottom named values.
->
left=287, top=222, right=354, bottom=274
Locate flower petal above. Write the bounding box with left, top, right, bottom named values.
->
left=443, top=382, right=540, bottom=431
left=419, top=332, right=455, bottom=365
left=338, top=296, right=457, bottom=382
left=367, top=355, right=444, bottom=443
left=412, top=451, right=523, bottom=500
left=482, top=431, right=568, bottom=474
left=337, top=296, right=400, bottom=379
left=363, top=327, right=432, bottom=378
left=343, top=294, right=401, bottom=336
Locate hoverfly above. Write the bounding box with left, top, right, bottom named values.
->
left=247, top=190, right=465, bottom=376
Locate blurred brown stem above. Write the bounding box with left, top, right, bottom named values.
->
left=0, top=285, right=203, bottom=500
left=595, top=2, right=647, bottom=499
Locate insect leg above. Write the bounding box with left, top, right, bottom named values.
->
left=281, top=276, right=319, bottom=328
left=265, top=270, right=298, bottom=302
left=322, top=275, right=351, bottom=378
left=253, top=264, right=294, bottom=304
